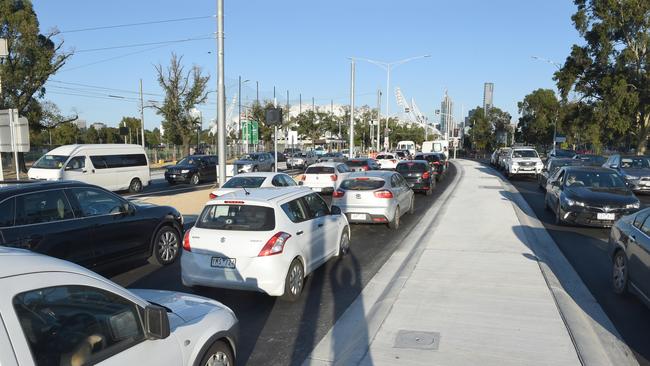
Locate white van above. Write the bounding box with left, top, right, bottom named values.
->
left=28, top=144, right=151, bottom=192
left=396, top=141, right=416, bottom=156
left=422, top=140, right=449, bottom=158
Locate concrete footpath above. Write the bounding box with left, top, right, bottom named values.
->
left=304, top=159, right=636, bottom=366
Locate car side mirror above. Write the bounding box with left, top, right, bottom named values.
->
left=144, top=304, right=170, bottom=340
left=552, top=180, right=562, bottom=187
left=331, top=205, right=342, bottom=215
left=121, top=202, right=135, bottom=215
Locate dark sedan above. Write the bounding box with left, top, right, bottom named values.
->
left=396, top=160, right=436, bottom=195
left=603, top=154, right=650, bottom=194
left=608, top=208, right=650, bottom=308
left=165, top=155, right=217, bottom=185
left=0, top=181, right=183, bottom=274
left=574, top=154, right=606, bottom=167
left=413, top=153, right=446, bottom=181
left=545, top=166, right=640, bottom=227
left=345, top=158, right=380, bottom=172
left=538, top=158, right=582, bottom=190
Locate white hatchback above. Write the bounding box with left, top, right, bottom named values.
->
left=0, top=248, right=238, bottom=366
left=181, top=188, right=351, bottom=301
left=209, top=172, right=297, bottom=199
left=300, top=162, right=351, bottom=194
left=375, top=152, right=399, bottom=170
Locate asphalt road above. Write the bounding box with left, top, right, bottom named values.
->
left=110, top=164, right=457, bottom=366
left=506, top=170, right=650, bottom=366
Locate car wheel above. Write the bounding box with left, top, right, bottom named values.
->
left=281, top=259, right=305, bottom=302
left=338, top=230, right=350, bottom=257
left=190, top=173, right=201, bottom=185
left=409, top=196, right=415, bottom=214
left=388, top=207, right=400, bottom=230
left=253, top=166, right=259, bottom=172
left=128, top=178, right=143, bottom=193
left=150, top=226, right=181, bottom=265
left=199, top=340, right=234, bottom=366
left=612, top=250, right=629, bottom=295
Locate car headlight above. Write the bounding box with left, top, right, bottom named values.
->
left=562, top=196, right=585, bottom=207
left=181, top=169, right=190, bottom=174
left=624, top=174, right=639, bottom=181
left=626, top=201, right=641, bottom=209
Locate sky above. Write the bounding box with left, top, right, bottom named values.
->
left=33, top=0, right=582, bottom=130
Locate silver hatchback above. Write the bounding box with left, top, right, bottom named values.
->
left=331, top=170, right=414, bottom=230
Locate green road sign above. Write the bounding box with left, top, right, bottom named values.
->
left=242, top=120, right=259, bottom=144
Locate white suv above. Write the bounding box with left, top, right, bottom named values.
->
left=0, top=247, right=238, bottom=366
left=505, top=148, right=543, bottom=178
left=181, top=187, right=350, bottom=301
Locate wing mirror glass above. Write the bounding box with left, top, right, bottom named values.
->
left=331, top=205, right=342, bottom=215
left=144, top=304, right=170, bottom=340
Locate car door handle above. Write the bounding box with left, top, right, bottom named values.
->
left=296, top=230, right=304, bottom=236
left=630, top=235, right=637, bottom=243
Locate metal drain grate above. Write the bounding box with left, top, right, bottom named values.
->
left=393, top=330, right=440, bottom=350
left=478, top=185, right=502, bottom=189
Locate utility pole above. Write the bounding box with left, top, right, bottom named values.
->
left=349, top=59, right=355, bottom=159
left=377, top=89, right=382, bottom=151
left=299, top=93, right=302, bottom=114
left=238, top=75, right=242, bottom=144
left=256, top=81, right=259, bottom=104
left=139, top=79, right=145, bottom=147
left=216, top=0, right=227, bottom=186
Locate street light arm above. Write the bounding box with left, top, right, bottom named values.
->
left=390, top=54, right=431, bottom=69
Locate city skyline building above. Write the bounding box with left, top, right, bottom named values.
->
left=440, top=90, right=454, bottom=137
left=483, top=82, right=494, bottom=112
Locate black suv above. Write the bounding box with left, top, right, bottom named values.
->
left=0, top=181, right=183, bottom=273
left=165, top=155, right=218, bottom=185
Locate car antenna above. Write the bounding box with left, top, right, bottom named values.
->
left=243, top=186, right=250, bottom=195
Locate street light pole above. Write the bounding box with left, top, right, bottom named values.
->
left=216, top=0, right=227, bottom=186
left=349, top=59, right=355, bottom=159
left=139, top=79, right=145, bottom=147
left=531, top=56, right=561, bottom=152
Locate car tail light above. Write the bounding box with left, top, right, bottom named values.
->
left=330, top=174, right=337, bottom=181
left=183, top=230, right=192, bottom=252
left=209, top=193, right=217, bottom=199
left=300, top=175, right=306, bottom=181
left=391, top=159, right=397, bottom=164
left=422, top=171, right=430, bottom=180
left=374, top=190, right=393, bottom=199
left=333, top=189, right=345, bottom=198
left=362, top=165, right=369, bottom=171
left=258, top=232, right=291, bottom=256
left=432, top=161, right=440, bottom=165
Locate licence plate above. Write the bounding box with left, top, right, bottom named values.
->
left=597, top=213, right=616, bottom=220
left=350, top=213, right=366, bottom=221
left=312, top=187, right=322, bottom=192
left=211, top=257, right=236, bottom=268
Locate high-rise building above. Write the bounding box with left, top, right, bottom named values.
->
left=74, top=119, right=87, bottom=130
left=483, top=82, right=494, bottom=112
left=440, top=90, right=454, bottom=136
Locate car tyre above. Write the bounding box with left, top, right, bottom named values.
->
left=338, top=230, right=350, bottom=257
left=281, top=259, right=305, bottom=302
left=409, top=196, right=415, bottom=214
left=128, top=178, right=143, bottom=193
left=554, top=204, right=563, bottom=226
left=388, top=207, right=400, bottom=230
left=190, top=173, right=201, bottom=185
left=150, top=226, right=181, bottom=265
left=612, top=250, right=629, bottom=295
left=199, top=340, right=235, bottom=366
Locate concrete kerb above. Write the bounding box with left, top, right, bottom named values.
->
left=303, top=161, right=464, bottom=366
left=489, top=163, right=638, bottom=366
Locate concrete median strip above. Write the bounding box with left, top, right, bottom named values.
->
left=303, top=161, right=464, bottom=366
left=496, top=166, right=638, bottom=366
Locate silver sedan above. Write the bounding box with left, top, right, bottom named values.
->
left=331, top=170, right=415, bottom=230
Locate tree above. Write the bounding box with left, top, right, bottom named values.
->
left=145, top=128, right=162, bottom=147
left=40, top=101, right=77, bottom=145
left=155, top=53, right=209, bottom=155
left=120, top=116, right=142, bottom=144
left=555, top=0, right=650, bottom=154
left=0, top=0, right=71, bottom=128
left=84, top=126, right=99, bottom=144
left=51, top=123, right=79, bottom=145
left=517, top=89, right=560, bottom=145
left=467, top=107, right=495, bottom=151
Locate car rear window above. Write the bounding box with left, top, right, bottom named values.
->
left=346, top=160, right=367, bottom=167
left=196, top=204, right=275, bottom=231
left=512, top=150, right=539, bottom=158
left=306, top=166, right=335, bottom=174
left=396, top=162, right=427, bottom=172
left=376, top=154, right=394, bottom=159
left=222, top=176, right=266, bottom=188
left=340, top=178, right=385, bottom=190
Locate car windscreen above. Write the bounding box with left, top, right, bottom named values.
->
left=620, top=157, right=650, bottom=169
left=577, top=155, right=606, bottom=165
left=512, top=150, right=538, bottom=158
left=396, top=162, right=427, bottom=173
left=306, top=166, right=335, bottom=174
left=222, top=176, right=266, bottom=188
left=196, top=204, right=275, bottom=231
left=555, top=149, right=576, bottom=158
left=177, top=157, right=198, bottom=166
left=340, top=178, right=385, bottom=190
left=376, top=154, right=394, bottom=160
left=395, top=151, right=406, bottom=158
left=239, top=154, right=259, bottom=161
left=549, top=160, right=581, bottom=171
left=32, top=155, right=69, bottom=169
left=346, top=160, right=367, bottom=167
left=564, top=171, right=627, bottom=189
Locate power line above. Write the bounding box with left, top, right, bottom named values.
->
left=49, top=80, right=164, bottom=97
left=59, top=44, right=172, bottom=73
left=59, top=15, right=214, bottom=34
left=75, top=35, right=214, bottom=53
